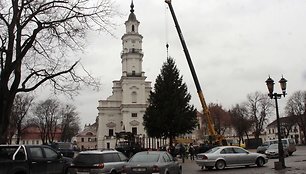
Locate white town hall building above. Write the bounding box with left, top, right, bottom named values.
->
left=97, top=2, right=152, bottom=149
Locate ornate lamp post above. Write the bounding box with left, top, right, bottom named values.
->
left=265, top=76, right=287, bottom=169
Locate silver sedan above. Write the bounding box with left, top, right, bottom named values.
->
left=195, top=146, right=268, bottom=170
left=121, top=151, right=182, bottom=174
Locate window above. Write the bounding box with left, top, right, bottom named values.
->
left=88, top=138, right=92, bottom=142
left=118, top=152, right=128, bottom=161
left=29, top=147, right=43, bottom=159
left=132, top=127, right=137, bottom=135
left=81, top=138, right=84, bottom=142
left=162, top=153, right=171, bottom=162
left=233, top=147, right=247, bottom=154
left=132, top=70, right=136, bottom=76
left=44, top=147, right=58, bottom=159
left=109, top=129, right=114, bottom=137
left=103, top=153, right=118, bottom=162
left=220, top=148, right=235, bottom=154
left=132, top=25, right=135, bottom=32
left=132, top=113, right=137, bottom=117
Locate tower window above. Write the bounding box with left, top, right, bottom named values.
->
left=132, top=113, right=137, bottom=117
left=132, top=25, right=135, bottom=32
left=109, top=129, right=114, bottom=136
left=132, top=70, right=136, bottom=76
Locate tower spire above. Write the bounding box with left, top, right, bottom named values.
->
left=130, top=0, right=134, bottom=13
left=166, top=43, right=169, bottom=58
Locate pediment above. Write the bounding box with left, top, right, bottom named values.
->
left=106, top=122, right=116, bottom=128
left=129, top=120, right=140, bottom=126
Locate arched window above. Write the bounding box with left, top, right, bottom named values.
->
left=132, top=91, right=137, bottom=103
left=132, top=25, right=135, bottom=32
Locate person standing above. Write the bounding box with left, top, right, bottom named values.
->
left=189, top=143, right=195, bottom=160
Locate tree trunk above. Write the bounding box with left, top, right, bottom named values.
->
left=0, top=90, right=15, bottom=144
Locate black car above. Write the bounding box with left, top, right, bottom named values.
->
left=50, top=142, right=75, bottom=158
left=0, top=144, right=72, bottom=174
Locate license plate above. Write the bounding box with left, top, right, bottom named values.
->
left=77, top=168, right=90, bottom=174
left=132, top=167, right=147, bottom=172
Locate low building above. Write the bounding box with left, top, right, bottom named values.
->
left=74, top=123, right=98, bottom=150
left=266, top=116, right=302, bottom=144
left=11, top=125, right=61, bottom=145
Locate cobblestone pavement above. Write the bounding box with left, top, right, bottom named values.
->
left=180, top=146, right=306, bottom=174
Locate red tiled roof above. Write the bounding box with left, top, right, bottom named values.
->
left=21, top=126, right=62, bottom=140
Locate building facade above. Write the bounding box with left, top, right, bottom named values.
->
left=266, top=116, right=303, bottom=144
left=11, top=126, right=61, bottom=145
left=97, top=2, right=152, bottom=149
left=74, top=123, right=98, bottom=150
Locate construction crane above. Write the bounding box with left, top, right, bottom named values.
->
left=165, top=0, right=226, bottom=145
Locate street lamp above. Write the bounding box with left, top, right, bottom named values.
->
left=265, top=76, right=287, bottom=169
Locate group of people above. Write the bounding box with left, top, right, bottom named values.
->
left=167, top=143, right=196, bottom=163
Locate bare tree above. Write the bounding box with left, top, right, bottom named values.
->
left=32, top=98, right=61, bottom=144
left=246, top=91, right=273, bottom=140
left=60, top=104, right=80, bottom=142
left=230, top=104, right=252, bottom=146
left=0, top=0, right=117, bottom=143
left=8, top=93, right=34, bottom=144
left=208, top=103, right=231, bottom=135
left=285, top=91, right=306, bottom=144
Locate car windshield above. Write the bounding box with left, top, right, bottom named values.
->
left=268, top=144, right=278, bottom=149
left=129, top=153, right=159, bottom=162
left=73, top=154, right=105, bottom=165
left=261, top=142, right=268, bottom=146
left=205, top=147, right=220, bottom=153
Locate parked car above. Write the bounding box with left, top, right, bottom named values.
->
left=256, top=141, right=272, bottom=154
left=69, top=149, right=128, bottom=174
left=0, top=144, right=72, bottom=174
left=258, top=138, right=296, bottom=155
left=265, top=144, right=289, bottom=158
left=195, top=146, right=268, bottom=170
left=121, top=151, right=182, bottom=174
left=50, top=142, right=75, bottom=158
left=281, top=138, right=296, bottom=156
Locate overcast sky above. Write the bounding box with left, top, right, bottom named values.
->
left=72, top=0, right=306, bottom=127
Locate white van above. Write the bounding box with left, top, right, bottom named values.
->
left=266, top=138, right=296, bottom=156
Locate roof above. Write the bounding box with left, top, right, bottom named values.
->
left=267, top=115, right=299, bottom=128
left=127, top=1, right=137, bottom=22
left=20, top=126, right=61, bottom=140
left=78, top=150, right=119, bottom=154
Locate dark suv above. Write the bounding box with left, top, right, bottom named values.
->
left=69, top=150, right=128, bottom=174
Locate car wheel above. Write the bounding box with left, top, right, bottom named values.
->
left=256, top=157, right=264, bottom=167
left=215, top=160, right=225, bottom=170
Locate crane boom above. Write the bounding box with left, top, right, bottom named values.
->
left=165, top=0, right=224, bottom=144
